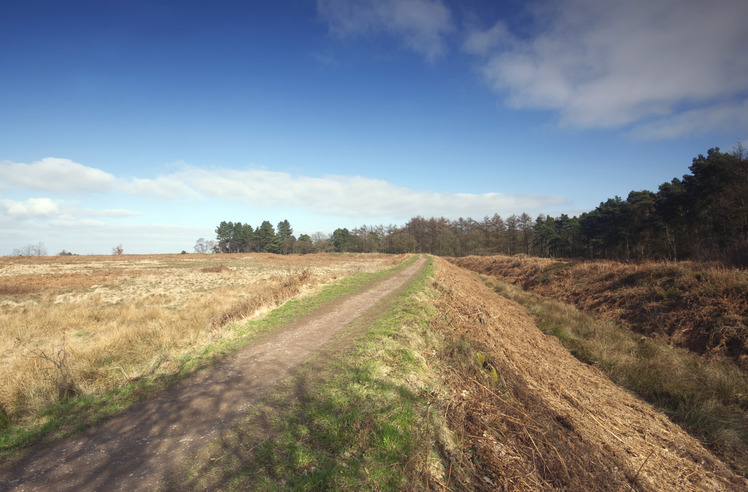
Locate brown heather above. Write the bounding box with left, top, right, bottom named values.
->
left=449, top=254, right=748, bottom=476
left=430, top=258, right=747, bottom=490
left=0, top=253, right=402, bottom=423
left=450, top=255, right=748, bottom=365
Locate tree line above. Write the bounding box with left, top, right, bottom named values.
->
left=204, top=219, right=301, bottom=254
left=206, top=146, right=747, bottom=266
left=534, top=146, right=747, bottom=265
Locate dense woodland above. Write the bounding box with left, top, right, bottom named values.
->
left=208, top=147, right=748, bottom=267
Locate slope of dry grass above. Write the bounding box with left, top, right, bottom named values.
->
left=449, top=254, right=748, bottom=477
left=0, top=253, right=403, bottom=423
left=450, top=255, right=748, bottom=365
left=431, top=258, right=746, bottom=490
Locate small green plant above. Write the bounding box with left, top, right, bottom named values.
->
left=475, top=351, right=502, bottom=386
left=0, top=405, right=10, bottom=430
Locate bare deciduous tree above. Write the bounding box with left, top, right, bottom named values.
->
left=193, top=238, right=216, bottom=254
left=11, top=242, right=47, bottom=256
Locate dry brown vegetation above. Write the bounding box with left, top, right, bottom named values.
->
left=0, top=253, right=403, bottom=424
left=450, top=255, right=748, bottom=365
left=431, top=258, right=747, bottom=490
left=448, top=254, right=748, bottom=477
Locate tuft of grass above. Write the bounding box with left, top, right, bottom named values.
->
left=483, top=275, right=748, bottom=477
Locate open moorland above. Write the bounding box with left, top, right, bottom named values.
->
left=163, top=256, right=747, bottom=490
left=0, top=253, right=404, bottom=426
left=1, top=252, right=747, bottom=490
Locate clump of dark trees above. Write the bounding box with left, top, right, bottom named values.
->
left=210, top=147, right=748, bottom=267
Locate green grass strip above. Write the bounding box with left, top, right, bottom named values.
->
left=166, top=257, right=443, bottom=491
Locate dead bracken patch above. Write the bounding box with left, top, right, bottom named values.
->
left=450, top=255, right=748, bottom=365
left=0, top=283, right=39, bottom=296
left=431, top=258, right=746, bottom=491
left=200, top=265, right=231, bottom=273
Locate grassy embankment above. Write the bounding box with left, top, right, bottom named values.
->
left=169, top=256, right=529, bottom=490
left=454, top=255, right=748, bottom=476
left=0, top=254, right=406, bottom=460
left=169, top=255, right=744, bottom=491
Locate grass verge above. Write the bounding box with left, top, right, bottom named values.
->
left=0, top=256, right=418, bottom=463
left=164, top=257, right=456, bottom=491
left=483, top=275, right=748, bottom=477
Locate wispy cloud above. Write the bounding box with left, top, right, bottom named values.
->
left=629, top=98, right=748, bottom=141
left=0, top=158, right=116, bottom=193
left=317, top=0, right=453, bottom=61
left=83, top=208, right=144, bottom=218
left=464, top=0, right=748, bottom=138
left=1, top=158, right=569, bottom=254
left=120, top=176, right=202, bottom=199
left=1, top=157, right=567, bottom=220
left=123, top=165, right=566, bottom=218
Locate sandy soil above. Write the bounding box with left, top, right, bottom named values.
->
left=0, top=257, right=426, bottom=491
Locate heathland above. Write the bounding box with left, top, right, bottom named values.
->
left=1, top=252, right=747, bottom=491
left=0, top=253, right=403, bottom=427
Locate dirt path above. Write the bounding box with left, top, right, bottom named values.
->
left=0, top=257, right=426, bottom=492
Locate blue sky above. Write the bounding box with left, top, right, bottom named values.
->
left=2, top=0, right=747, bottom=255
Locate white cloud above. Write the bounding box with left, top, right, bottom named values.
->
left=0, top=158, right=116, bottom=193
left=629, top=98, right=748, bottom=141
left=317, top=0, right=453, bottom=61
left=466, top=0, right=748, bottom=137
left=0, top=155, right=565, bottom=221
left=0, top=157, right=569, bottom=255
left=0, top=159, right=570, bottom=254
left=120, top=176, right=202, bottom=199
left=0, top=196, right=142, bottom=222
left=463, top=21, right=513, bottom=56
left=116, top=165, right=566, bottom=218
left=0, top=197, right=62, bottom=218
left=83, top=208, right=144, bottom=218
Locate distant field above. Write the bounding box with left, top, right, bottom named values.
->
left=0, top=253, right=402, bottom=423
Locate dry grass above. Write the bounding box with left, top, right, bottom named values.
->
left=451, top=255, right=748, bottom=365
left=431, top=258, right=747, bottom=490
left=450, top=255, right=748, bottom=476
left=0, top=253, right=402, bottom=423
left=484, top=276, right=748, bottom=476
